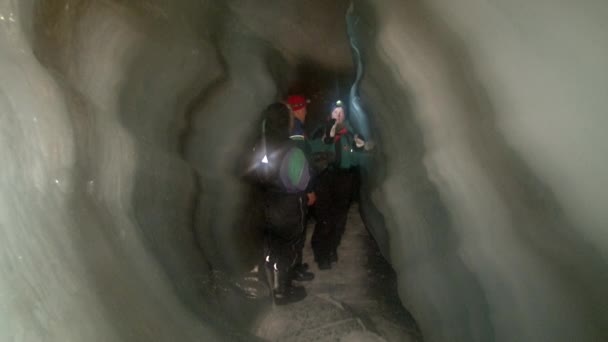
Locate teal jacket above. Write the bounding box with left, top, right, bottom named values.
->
left=308, top=120, right=364, bottom=170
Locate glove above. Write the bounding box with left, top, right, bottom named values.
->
left=329, top=119, right=338, bottom=138
left=306, top=192, right=317, bottom=206
left=354, top=134, right=365, bottom=148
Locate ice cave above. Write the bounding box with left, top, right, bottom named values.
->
left=1, top=0, right=607, bottom=341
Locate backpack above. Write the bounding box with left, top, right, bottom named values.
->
left=247, top=139, right=310, bottom=194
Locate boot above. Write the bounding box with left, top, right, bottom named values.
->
left=273, top=269, right=307, bottom=305
left=317, top=259, right=331, bottom=270
left=264, top=260, right=278, bottom=297
left=291, top=263, right=314, bottom=281
left=329, top=249, right=338, bottom=263
left=314, top=253, right=331, bottom=270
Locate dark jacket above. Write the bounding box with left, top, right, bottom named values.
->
left=245, top=138, right=310, bottom=231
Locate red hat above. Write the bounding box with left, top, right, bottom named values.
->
left=287, top=95, right=308, bottom=110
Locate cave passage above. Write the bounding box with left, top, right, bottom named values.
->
left=2, top=0, right=608, bottom=342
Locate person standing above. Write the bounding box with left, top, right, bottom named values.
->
left=246, top=102, right=311, bottom=304
left=286, top=94, right=315, bottom=282
left=310, top=100, right=369, bottom=270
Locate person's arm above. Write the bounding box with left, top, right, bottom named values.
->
left=353, top=133, right=375, bottom=151
left=299, top=151, right=317, bottom=206
left=323, top=119, right=337, bottom=144
left=306, top=192, right=316, bottom=206
left=353, top=134, right=365, bottom=150
left=302, top=142, right=318, bottom=206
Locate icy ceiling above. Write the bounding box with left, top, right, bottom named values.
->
left=1, top=0, right=607, bottom=341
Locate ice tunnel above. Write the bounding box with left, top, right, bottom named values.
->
left=1, top=0, right=608, bottom=341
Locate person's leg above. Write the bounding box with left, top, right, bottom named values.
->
left=273, top=224, right=307, bottom=304
left=330, top=170, right=356, bottom=262
left=294, top=224, right=306, bottom=266
left=310, top=170, right=334, bottom=269
left=264, top=192, right=300, bottom=266
left=262, top=227, right=280, bottom=294
left=267, top=195, right=308, bottom=304
left=291, top=226, right=314, bottom=280
left=291, top=202, right=313, bottom=281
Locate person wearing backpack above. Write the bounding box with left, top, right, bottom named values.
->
left=286, top=94, right=316, bottom=282
left=246, top=102, right=312, bottom=305
left=309, top=100, right=370, bottom=270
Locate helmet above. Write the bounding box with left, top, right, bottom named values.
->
left=287, top=95, right=308, bottom=110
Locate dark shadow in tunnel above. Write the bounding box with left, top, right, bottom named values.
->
left=286, top=60, right=355, bottom=131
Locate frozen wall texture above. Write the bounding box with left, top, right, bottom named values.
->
left=0, top=0, right=607, bottom=341
left=356, top=0, right=608, bottom=341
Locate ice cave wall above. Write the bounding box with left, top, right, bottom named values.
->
left=1, top=0, right=607, bottom=341
left=356, top=0, right=608, bottom=341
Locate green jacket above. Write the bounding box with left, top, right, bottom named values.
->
left=308, top=121, right=364, bottom=170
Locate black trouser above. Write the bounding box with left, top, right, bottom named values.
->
left=311, top=168, right=356, bottom=263
left=294, top=223, right=307, bottom=267
left=263, top=192, right=307, bottom=273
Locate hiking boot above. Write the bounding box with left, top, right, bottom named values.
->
left=273, top=269, right=307, bottom=305
left=291, top=264, right=314, bottom=281
left=273, top=285, right=307, bottom=305
left=318, top=259, right=331, bottom=270
left=329, top=250, right=338, bottom=263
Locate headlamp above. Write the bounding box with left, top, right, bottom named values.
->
left=335, top=100, right=343, bottom=107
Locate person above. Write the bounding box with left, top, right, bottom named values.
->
left=285, top=94, right=315, bottom=282
left=245, top=102, right=312, bottom=304
left=309, top=100, right=370, bottom=270
left=287, top=94, right=308, bottom=139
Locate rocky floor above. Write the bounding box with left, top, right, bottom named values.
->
left=252, top=204, right=422, bottom=342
